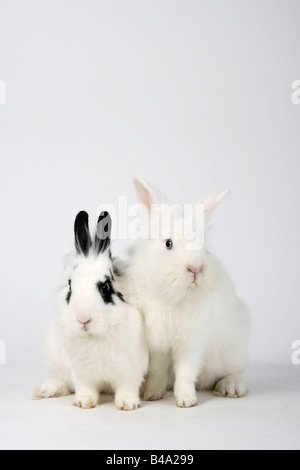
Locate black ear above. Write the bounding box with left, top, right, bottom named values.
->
left=74, top=211, right=92, bottom=256
left=95, top=211, right=112, bottom=254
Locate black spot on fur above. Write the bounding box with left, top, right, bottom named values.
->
left=66, top=279, right=72, bottom=304
left=116, top=291, right=125, bottom=302
left=97, top=276, right=115, bottom=305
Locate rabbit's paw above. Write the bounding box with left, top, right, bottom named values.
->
left=33, top=378, right=71, bottom=400
left=143, top=381, right=167, bottom=401
left=115, top=391, right=140, bottom=411
left=214, top=374, right=248, bottom=398
left=176, top=393, right=197, bottom=409
left=73, top=395, right=98, bottom=409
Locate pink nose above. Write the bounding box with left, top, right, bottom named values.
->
left=187, top=266, right=202, bottom=275
left=187, top=266, right=202, bottom=282
left=78, top=319, right=91, bottom=327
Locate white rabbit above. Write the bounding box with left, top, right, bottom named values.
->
left=118, top=176, right=250, bottom=408
left=34, top=211, right=148, bottom=410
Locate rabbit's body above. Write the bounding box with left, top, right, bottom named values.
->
left=41, top=281, right=147, bottom=409
left=35, top=212, right=148, bottom=410
left=119, top=177, right=250, bottom=408
left=127, top=247, right=249, bottom=403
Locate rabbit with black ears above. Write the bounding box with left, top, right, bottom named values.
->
left=119, top=177, right=250, bottom=408
left=35, top=211, right=148, bottom=410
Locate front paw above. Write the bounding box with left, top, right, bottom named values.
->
left=176, top=393, right=197, bottom=409
left=115, top=392, right=141, bottom=411
left=73, top=395, right=98, bottom=409
left=214, top=374, right=248, bottom=398
left=143, top=383, right=167, bottom=401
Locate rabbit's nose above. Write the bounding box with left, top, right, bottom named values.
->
left=187, top=266, right=203, bottom=281
left=78, top=319, right=91, bottom=329
left=187, top=266, right=202, bottom=274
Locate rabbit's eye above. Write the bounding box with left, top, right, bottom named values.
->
left=166, top=239, right=173, bottom=250
left=102, top=281, right=110, bottom=293
left=97, top=278, right=115, bottom=305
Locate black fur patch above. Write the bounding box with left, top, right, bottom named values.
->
left=74, top=211, right=92, bottom=256
left=66, top=279, right=72, bottom=304
left=97, top=276, right=115, bottom=305
left=116, top=292, right=125, bottom=302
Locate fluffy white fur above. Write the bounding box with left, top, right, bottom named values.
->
left=35, top=213, right=148, bottom=411
left=118, top=177, right=250, bottom=408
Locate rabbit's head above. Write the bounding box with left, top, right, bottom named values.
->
left=62, top=211, right=124, bottom=337
left=133, top=176, right=230, bottom=301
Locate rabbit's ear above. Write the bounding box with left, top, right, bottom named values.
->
left=74, top=211, right=92, bottom=256
left=201, top=189, right=231, bottom=216
left=133, top=176, right=165, bottom=211
left=95, top=211, right=112, bottom=254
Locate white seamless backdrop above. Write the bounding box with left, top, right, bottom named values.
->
left=0, top=0, right=299, bottom=383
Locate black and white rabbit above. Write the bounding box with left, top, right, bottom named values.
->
left=35, top=211, right=148, bottom=410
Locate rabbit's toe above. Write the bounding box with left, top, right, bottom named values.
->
left=214, top=374, right=248, bottom=398
left=176, top=393, right=197, bottom=408
left=143, top=384, right=167, bottom=401
left=115, top=392, right=140, bottom=411
left=33, top=378, right=71, bottom=400
left=73, top=395, right=98, bottom=409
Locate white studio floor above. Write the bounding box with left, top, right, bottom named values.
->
left=0, top=364, right=299, bottom=450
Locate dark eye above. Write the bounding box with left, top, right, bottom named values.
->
left=101, top=281, right=110, bottom=294
left=166, top=239, right=173, bottom=250
left=97, top=278, right=115, bottom=305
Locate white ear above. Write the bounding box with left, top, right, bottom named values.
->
left=202, top=188, right=231, bottom=216
left=133, top=176, right=165, bottom=211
